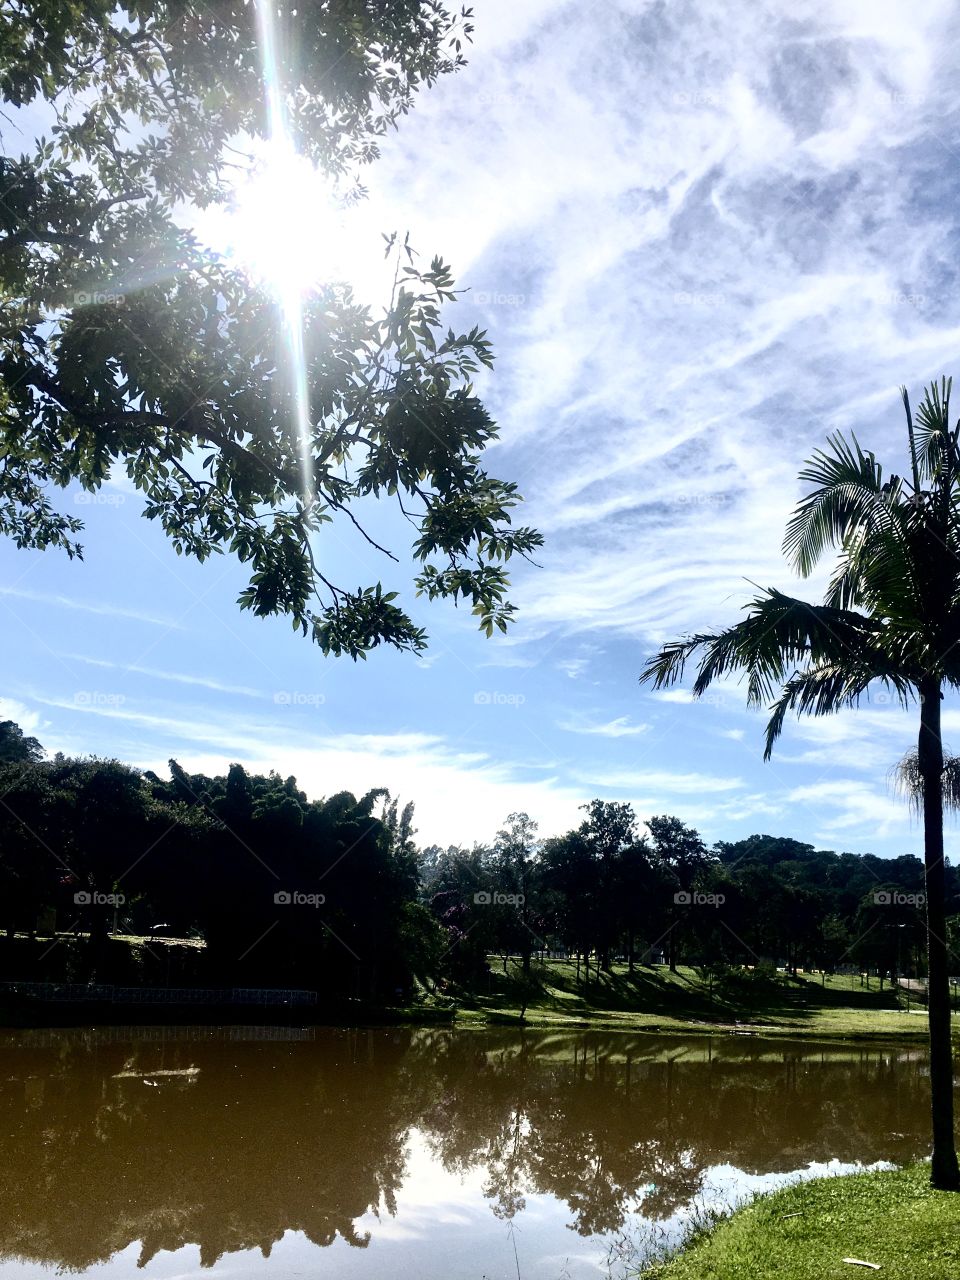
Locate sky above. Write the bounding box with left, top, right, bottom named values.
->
left=5, top=0, right=960, bottom=856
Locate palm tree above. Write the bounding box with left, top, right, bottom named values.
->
left=640, top=378, right=960, bottom=1190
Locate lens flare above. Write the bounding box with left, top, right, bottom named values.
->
left=249, top=0, right=316, bottom=503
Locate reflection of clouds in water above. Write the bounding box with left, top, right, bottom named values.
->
left=610, top=1158, right=898, bottom=1275
left=331, top=1131, right=610, bottom=1278
left=305, top=1136, right=897, bottom=1278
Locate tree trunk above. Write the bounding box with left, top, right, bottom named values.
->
left=919, top=675, right=960, bottom=1190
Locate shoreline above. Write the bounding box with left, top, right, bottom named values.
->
left=0, top=960, right=947, bottom=1041
left=0, top=998, right=939, bottom=1043
left=635, top=1162, right=956, bottom=1279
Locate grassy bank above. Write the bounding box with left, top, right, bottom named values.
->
left=639, top=1163, right=958, bottom=1279
left=2, top=936, right=949, bottom=1039
left=445, top=959, right=944, bottom=1040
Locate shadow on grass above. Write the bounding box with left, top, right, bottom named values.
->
left=470, top=961, right=905, bottom=1028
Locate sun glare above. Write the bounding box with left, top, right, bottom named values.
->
left=194, top=0, right=387, bottom=504
left=215, top=142, right=349, bottom=305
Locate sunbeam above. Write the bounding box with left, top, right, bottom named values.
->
left=250, top=0, right=314, bottom=504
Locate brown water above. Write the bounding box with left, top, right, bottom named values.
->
left=0, top=1026, right=938, bottom=1279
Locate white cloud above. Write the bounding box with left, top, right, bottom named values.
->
left=558, top=714, right=650, bottom=738
left=572, top=767, right=743, bottom=796
left=787, top=779, right=907, bottom=841
left=24, top=693, right=586, bottom=845
left=0, top=697, right=44, bottom=736
left=556, top=657, right=589, bottom=679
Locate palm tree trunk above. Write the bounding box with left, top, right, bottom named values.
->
left=918, top=674, right=960, bottom=1190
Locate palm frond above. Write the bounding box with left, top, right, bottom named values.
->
left=638, top=634, right=707, bottom=691
left=640, top=587, right=893, bottom=719
left=783, top=432, right=903, bottom=578
left=892, top=746, right=960, bottom=815
left=765, top=665, right=912, bottom=760
left=823, top=511, right=922, bottom=625
left=901, top=385, right=922, bottom=494
left=913, top=376, right=953, bottom=484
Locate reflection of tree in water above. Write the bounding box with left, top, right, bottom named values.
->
left=0, top=1028, right=424, bottom=1270
left=0, top=1028, right=936, bottom=1271
left=420, top=1039, right=709, bottom=1235
left=408, top=1033, right=935, bottom=1237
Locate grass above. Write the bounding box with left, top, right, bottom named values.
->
left=445, top=959, right=947, bottom=1040
left=638, top=1163, right=960, bottom=1279
left=6, top=936, right=948, bottom=1040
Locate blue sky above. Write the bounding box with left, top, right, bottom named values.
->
left=5, top=0, right=960, bottom=855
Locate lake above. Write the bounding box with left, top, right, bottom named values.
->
left=0, top=1026, right=938, bottom=1279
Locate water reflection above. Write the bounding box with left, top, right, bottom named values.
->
left=0, top=1027, right=936, bottom=1277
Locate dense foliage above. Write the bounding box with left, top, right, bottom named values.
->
left=0, top=723, right=953, bottom=998
left=0, top=1, right=542, bottom=656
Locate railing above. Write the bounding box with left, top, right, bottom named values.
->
left=0, top=980, right=317, bottom=1006
left=0, top=1024, right=320, bottom=1047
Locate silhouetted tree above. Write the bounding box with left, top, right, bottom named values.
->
left=641, top=380, right=960, bottom=1188
left=0, top=720, right=43, bottom=763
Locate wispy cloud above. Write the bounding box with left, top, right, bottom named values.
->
left=7, top=1, right=960, bottom=861
left=367, top=0, right=960, bottom=656
left=788, top=779, right=907, bottom=841
left=0, top=587, right=186, bottom=630
left=558, top=714, right=649, bottom=738
left=58, top=653, right=264, bottom=698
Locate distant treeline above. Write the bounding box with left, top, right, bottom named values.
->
left=0, top=719, right=954, bottom=997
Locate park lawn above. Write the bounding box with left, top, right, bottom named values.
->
left=639, top=1163, right=960, bottom=1279
left=452, top=959, right=940, bottom=1039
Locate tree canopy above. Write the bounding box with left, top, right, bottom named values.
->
left=3, top=721, right=947, bottom=1002
left=0, top=1, right=542, bottom=656
left=0, top=718, right=44, bottom=763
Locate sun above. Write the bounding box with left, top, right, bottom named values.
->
left=202, top=140, right=356, bottom=305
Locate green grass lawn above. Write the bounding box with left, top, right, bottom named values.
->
left=639, top=1163, right=960, bottom=1279
left=447, top=959, right=947, bottom=1039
